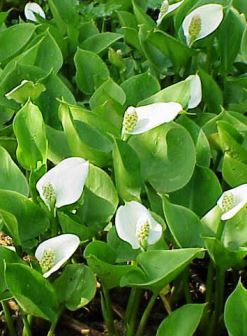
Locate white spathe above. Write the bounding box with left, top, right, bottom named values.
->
left=186, top=74, right=202, bottom=109
left=122, top=102, right=182, bottom=136
left=24, top=2, right=46, bottom=22
left=182, top=4, right=224, bottom=46
left=157, top=0, right=184, bottom=25
left=36, top=157, right=89, bottom=208
left=115, top=201, right=163, bottom=249
left=217, top=184, right=247, bottom=220
left=35, top=234, right=80, bottom=278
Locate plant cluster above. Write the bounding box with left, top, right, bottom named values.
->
left=0, top=0, right=247, bottom=335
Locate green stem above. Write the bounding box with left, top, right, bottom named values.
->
left=22, top=314, right=32, bottom=336
left=205, top=259, right=214, bottom=305
left=101, top=284, right=117, bottom=336
left=50, top=206, right=58, bottom=237
left=1, top=301, right=16, bottom=336
left=214, top=267, right=225, bottom=328
left=125, top=288, right=142, bottom=336
left=183, top=266, right=192, bottom=304
left=160, top=294, right=172, bottom=315
left=199, top=259, right=215, bottom=334
left=47, top=308, right=63, bottom=336
left=135, top=293, right=157, bottom=336
left=207, top=267, right=225, bottom=336
left=47, top=320, right=57, bottom=336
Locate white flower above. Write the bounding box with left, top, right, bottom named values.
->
left=115, top=201, right=163, bottom=249
left=182, top=4, right=224, bottom=46
left=186, top=74, right=202, bottom=109
left=24, top=2, right=46, bottom=22
left=35, top=234, right=80, bottom=278
left=217, top=184, right=247, bottom=220
left=157, top=0, right=184, bottom=25
left=121, top=102, right=182, bottom=138
left=36, top=157, right=89, bottom=209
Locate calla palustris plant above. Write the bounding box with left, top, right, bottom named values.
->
left=115, top=201, right=163, bottom=250
left=35, top=234, right=80, bottom=278
left=36, top=157, right=89, bottom=209
left=182, top=4, right=224, bottom=47
left=24, top=2, right=46, bottom=22
left=0, top=1, right=246, bottom=335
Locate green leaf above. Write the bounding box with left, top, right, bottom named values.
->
left=204, top=237, right=247, bottom=270
left=46, top=125, right=71, bottom=164
left=224, top=281, right=247, bottom=336
left=121, top=248, right=203, bottom=293
left=170, top=165, right=222, bottom=217
left=5, top=263, right=58, bottom=322
left=78, top=21, right=99, bottom=42
left=37, top=71, right=76, bottom=128
left=162, top=197, right=203, bottom=248
left=217, top=8, right=244, bottom=73
left=6, top=80, right=46, bottom=104
left=138, top=25, right=171, bottom=75
left=147, top=30, right=193, bottom=73
left=59, top=102, right=112, bottom=166
left=132, top=0, right=156, bottom=28
left=89, top=78, right=126, bottom=110
left=0, top=247, right=23, bottom=294
left=58, top=212, right=96, bottom=241
left=222, top=154, right=247, bottom=186
left=198, top=68, right=223, bottom=113
left=0, top=23, right=36, bottom=63
left=117, top=10, right=138, bottom=29
left=48, top=0, right=79, bottom=27
left=17, top=30, right=63, bottom=74
left=177, top=115, right=211, bottom=167
left=0, top=210, right=20, bottom=246
left=121, top=27, right=141, bottom=51
left=0, top=63, right=46, bottom=97
left=140, top=77, right=191, bottom=107
left=107, top=227, right=139, bottom=263
left=120, top=72, right=160, bottom=107
left=157, top=304, right=206, bottom=336
left=54, top=264, right=96, bottom=311
left=0, top=146, right=28, bottom=196
left=112, top=139, right=142, bottom=202
left=221, top=208, right=247, bottom=250
left=74, top=48, right=110, bottom=95
left=0, top=190, right=49, bottom=246
left=217, top=121, right=247, bottom=164
left=84, top=241, right=133, bottom=289
left=129, top=123, right=196, bottom=193
left=71, top=103, right=119, bottom=137
left=77, top=164, right=119, bottom=229
left=13, top=100, right=47, bottom=170
left=81, top=32, right=123, bottom=54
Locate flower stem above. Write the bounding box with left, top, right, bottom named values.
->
left=101, top=284, right=117, bottom=336
left=160, top=294, right=172, bottom=315
left=207, top=267, right=225, bottom=336
left=47, top=308, right=63, bottom=336
left=22, top=314, right=32, bottom=336
left=1, top=300, right=16, bottom=336
left=214, top=267, right=225, bottom=329
left=50, top=206, right=58, bottom=237
left=47, top=320, right=57, bottom=336
left=125, top=288, right=142, bottom=336
left=183, top=266, right=192, bottom=303
left=205, top=259, right=214, bottom=305
left=135, top=293, right=157, bottom=336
